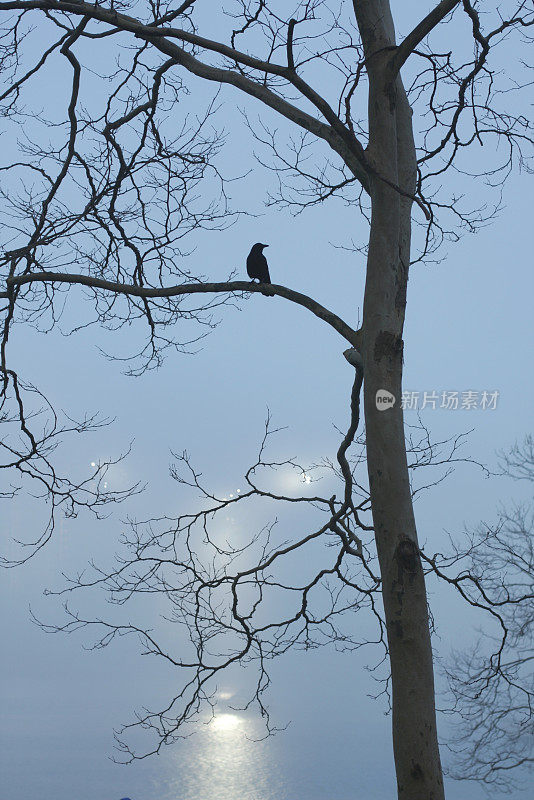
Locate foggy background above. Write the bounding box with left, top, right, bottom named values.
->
left=0, top=2, right=532, bottom=799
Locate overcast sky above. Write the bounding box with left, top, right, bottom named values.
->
left=0, top=2, right=532, bottom=799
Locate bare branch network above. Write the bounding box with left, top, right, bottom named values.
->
left=437, top=436, right=534, bottom=790
left=0, top=0, right=532, bottom=789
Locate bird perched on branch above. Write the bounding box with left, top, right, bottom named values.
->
left=246, top=243, right=274, bottom=296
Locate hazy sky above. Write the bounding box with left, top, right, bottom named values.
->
left=1, top=2, right=532, bottom=799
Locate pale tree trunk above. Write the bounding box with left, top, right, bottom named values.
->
left=355, top=2, right=445, bottom=798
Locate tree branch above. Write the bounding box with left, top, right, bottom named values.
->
left=0, top=0, right=371, bottom=191
left=286, top=18, right=296, bottom=71
left=4, top=272, right=361, bottom=347
left=389, top=0, right=460, bottom=78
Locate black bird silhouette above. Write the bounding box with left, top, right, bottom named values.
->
left=246, top=243, right=274, bottom=296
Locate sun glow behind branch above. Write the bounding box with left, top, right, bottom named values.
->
left=210, top=713, right=243, bottom=734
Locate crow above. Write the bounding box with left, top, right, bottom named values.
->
left=246, top=243, right=274, bottom=296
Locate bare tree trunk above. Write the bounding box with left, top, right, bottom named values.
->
left=356, top=2, right=445, bottom=797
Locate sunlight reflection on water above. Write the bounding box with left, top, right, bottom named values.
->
left=157, top=713, right=284, bottom=800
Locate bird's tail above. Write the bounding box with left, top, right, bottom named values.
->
left=261, top=285, right=275, bottom=297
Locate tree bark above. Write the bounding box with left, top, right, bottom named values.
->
left=355, top=2, right=445, bottom=798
